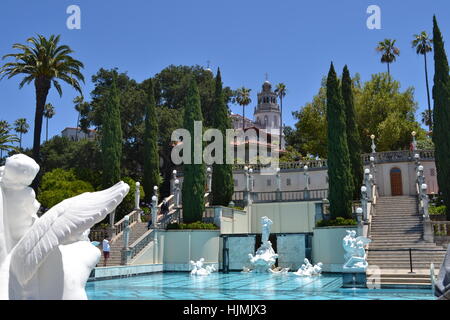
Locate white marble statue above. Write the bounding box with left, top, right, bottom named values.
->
left=294, top=258, right=323, bottom=276
left=0, top=154, right=129, bottom=300
left=247, top=216, right=279, bottom=273
left=342, top=230, right=371, bottom=271
left=190, top=258, right=216, bottom=276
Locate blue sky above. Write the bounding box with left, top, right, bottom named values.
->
left=1, top=0, right=449, bottom=149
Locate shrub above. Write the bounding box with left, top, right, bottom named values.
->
left=429, top=205, right=447, bottom=215
left=316, top=217, right=357, bottom=227
left=38, top=168, right=95, bottom=209
left=166, top=221, right=219, bottom=230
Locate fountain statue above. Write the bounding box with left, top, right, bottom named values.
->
left=294, top=258, right=323, bottom=276
left=190, top=258, right=216, bottom=276
left=342, top=230, right=371, bottom=271
left=435, top=245, right=450, bottom=300
left=0, top=154, right=129, bottom=300
left=247, top=216, right=279, bottom=273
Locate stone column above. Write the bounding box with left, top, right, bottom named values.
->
left=248, top=168, right=254, bottom=205
left=151, top=195, right=158, bottom=228
left=364, top=169, right=372, bottom=202
left=361, top=186, right=368, bottom=222
left=172, top=170, right=177, bottom=194
left=121, top=216, right=131, bottom=265
left=304, top=165, right=310, bottom=200
left=244, top=166, right=250, bottom=206
left=174, top=179, right=180, bottom=207
left=207, top=167, right=212, bottom=193
left=134, top=182, right=141, bottom=210
left=356, top=207, right=364, bottom=237
left=276, top=167, right=281, bottom=201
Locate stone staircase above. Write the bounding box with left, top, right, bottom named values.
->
left=97, top=222, right=149, bottom=267
left=367, top=196, right=446, bottom=287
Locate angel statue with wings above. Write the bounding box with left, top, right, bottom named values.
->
left=0, top=154, right=129, bottom=300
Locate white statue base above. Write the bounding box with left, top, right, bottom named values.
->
left=342, top=230, right=371, bottom=288
left=294, top=258, right=323, bottom=277
left=248, top=240, right=278, bottom=273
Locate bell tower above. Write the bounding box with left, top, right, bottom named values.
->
left=254, top=79, right=281, bottom=136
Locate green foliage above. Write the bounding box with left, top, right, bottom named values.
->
left=316, top=217, right=357, bottom=227
left=101, top=76, right=123, bottom=189
left=326, top=63, right=353, bottom=219
left=38, top=168, right=94, bottom=209
left=166, top=222, right=219, bottom=230
left=289, top=73, right=424, bottom=156
left=416, top=136, right=434, bottom=150
left=429, top=205, right=447, bottom=215
left=432, top=16, right=450, bottom=220
left=115, top=176, right=145, bottom=222
left=342, top=66, right=363, bottom=200
left=142, top=79, right=160, bottom=202
left=211, top=69, right=234, bottom=206
left=279, top=146, right=303, bottom=162
left=181, top=78, right=206, bottom=223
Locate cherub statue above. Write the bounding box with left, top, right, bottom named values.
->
left=0, top=154, right=129, bottom=300
left=190, top=258, right=215, bottom=276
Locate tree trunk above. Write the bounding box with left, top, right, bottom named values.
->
left=424, top=53, right=432, bottom=132
left=76, top=112, right=80, bottom=141
left=46, top=117, right=49, bottom=141
left=31, top=77, right=51, bottom=190
left=242, top=105, right=245, bottom=131
left=279, top=96, right=283, bottom=150
left=387, top=63, right=390, bottom=75
left=19, top=132, right=22, bottom=149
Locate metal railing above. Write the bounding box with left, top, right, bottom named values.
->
left=129, top=229, right=155, bottom=261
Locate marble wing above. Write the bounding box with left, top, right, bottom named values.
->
left=10, top=181, right=129, bottom=286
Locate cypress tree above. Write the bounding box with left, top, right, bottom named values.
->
left=326, top=63, right=354, bottom=219
left=143, top=79, right=160, bottom=202
left=211, top=68, right=234, bottom=206
left=101, top=75, right=123, bottom=190
left=342, top=65, right=363, bottom=200
left=432, top=16, right=450, bottom=219
left=182, top=78, right=206, bottom=223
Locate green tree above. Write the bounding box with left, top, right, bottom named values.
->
left=432, top=16, right=450, bottom=219
left=342, top=66, right=363, bottom=200
left=0, top=121, right=18, bottom=159
left=0, top=34, right=84, bottom=166
left=142, top=79, right=160, bottom=202
left=412, top=31, right=433, bottom=132
left=37, top=168, right=94, bottom=210
left=275, top=83, right=287, bottom=149
left=376, top=39, right=400, bottom=75
left=181, top=78, right=206, bottom=223
left=14, top=118, right=29, bottom=149
left=101, top=76, right=123, bottom=190
left=211, top=68, right=234, bottom=206
left=326, top=63, right=353, bottom=219
left=43, top=103, right=55, bottom=141
left=234, top=87, right=252, bottom=130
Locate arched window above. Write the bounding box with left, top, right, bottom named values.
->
left=264, top=115, right=268, bottom=126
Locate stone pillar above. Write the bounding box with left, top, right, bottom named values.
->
left=361, top=186, right=368, bottom=222
left=172, top=170, right=177, bottom=194
left=174, top=179, right=180, bottom=207
left=134, top=182, right=141, bottom=210
left=304, top=165, right=310, bottom=200
left=276, top=167, right=281, bottom=201
left=108, top=210, right=116, bottom=239
left=214, top=206, right=223, bottom=227
left=121, top=216, right=131, bottom=265
left=356, top=207, right=364, bottom=237
left=151, top=195, right=158, bottom=228
left=314, top=202, right=324, bottom=224
left=207, top=167, right=212, bottom=193
left=248, top=168, right=253, bottom=205
left=364, top=169, right=372, bottom=202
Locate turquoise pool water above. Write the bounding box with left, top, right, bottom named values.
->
left=86, top=272, right=435, bottom=300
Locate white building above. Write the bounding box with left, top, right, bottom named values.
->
left=61, top=127, right=96, bottom=142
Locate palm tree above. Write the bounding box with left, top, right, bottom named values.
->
left=14, top=118, right=29, bottom=149
left=73, top=95, right=86, bottom=141
left=235, top=87, right=252, bottom=130
left=0, top=120, right=18, bottom=159
left=412, top=31, right=433, bottom=132
left=376, top=39, right=400, bottom=75
left=275, top=83, right=287, bottom=149
left=0, top=34, right=84, bottom=163
left=43, top=103, right=55, bottom=141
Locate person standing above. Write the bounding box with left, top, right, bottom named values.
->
left=102, top=237, right=111, bottom=267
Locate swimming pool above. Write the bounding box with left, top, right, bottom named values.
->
left=85, top=272, right=435, bottom=300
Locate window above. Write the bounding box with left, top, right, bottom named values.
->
left=234, top=179, right=238, bottom=187
left=430, top=168, right=436, bottom=176
left=267, top=179, right=271, bottom=186
left=286, top=178, right=291, bottom=186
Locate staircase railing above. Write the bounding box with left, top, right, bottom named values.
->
left=128, top=229, right=156, bottom=262
left=111, top=209, right=141, bottom=242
